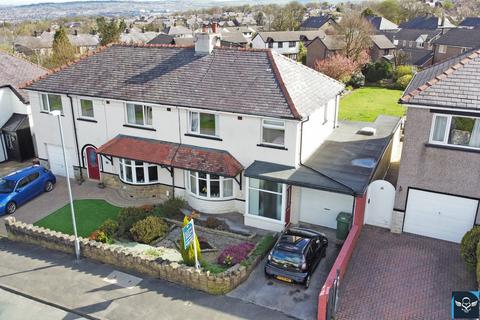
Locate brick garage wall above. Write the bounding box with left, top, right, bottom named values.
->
left=4, top=217, right=263, bottom=295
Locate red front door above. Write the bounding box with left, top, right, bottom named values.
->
left=86, top=147, right=100, bottom=180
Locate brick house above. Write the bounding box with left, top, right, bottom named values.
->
left=432, top=28, right=480, bottom=64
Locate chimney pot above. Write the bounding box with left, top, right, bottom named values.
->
left=74, top=29, right=78, bottom=36
left=212, top=22, right=218, bottom=33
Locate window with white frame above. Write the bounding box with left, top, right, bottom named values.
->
left=430, top=114, right=480, bottom=149
left=289, top=41, right=296, bottom=48
left=188, top=171, right=233, bottom=199
left=118, top=158, right=159, bottom=184
left=41, top=94, right=63, bottom=113
left=438, top=45, right=447, bottom=54
left=262, top=119, right=285, bottom=146
left=126, top=103, right=152, bottom=126
left=189, top=111, right=218, bottom=136
left=278, top=42, right=283, bottom=48
left=80, top=99, right=94, bottom=118
left=248, top=178, right=283, bottom=221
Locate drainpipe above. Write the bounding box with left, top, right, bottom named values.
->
left=67, top=94, right=83, bottom=182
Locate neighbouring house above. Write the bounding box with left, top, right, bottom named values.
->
left=399, top=15, right=456, bottom=30
left=251, top=30, right=326, bottom=60
left=394, top=50, right=480, bottom=243
left=163, top=25, right=193, bottom=38
left=220, top=32, right=249, bottom=48
left=300, top=15, right=338, bottom=32
left=305, top=34, right=396, bottom=68
left=459, top=17, right=480, bottom=29
left=396, top=47, right=434, bottom=68
left=23, top=30, right=400, bottom=232
left=222, top=26, right=256, bottom=39
left=365, top=16, right=399, bottom=33
left=147, top=34, right=195, bottom=46
left=0, top=51, right=47, bottom=162
left=392, top=28, right=442, bottom=50
left=120, top=28, right=159, bottom=44
left=432, top=28, right=480, bottom=64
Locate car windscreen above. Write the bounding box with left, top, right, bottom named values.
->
left=0, top=179, right=16, bottom=193
left=271, top=249, right=302, bottom=267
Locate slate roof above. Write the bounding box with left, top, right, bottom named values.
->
left=300, top=15, right=335, bottom=29
left=402, top=49, right=480, bottom=109
left=120, top=31, right=158, bottom=44
left=0, top=50, right=47, bottom=104
left=393, top=28, right=442, bottom=42
left=315, top=34, right=394, bottom=51
left=24, top=44, right=344, bottom=120
left=256, top=30, right=326, bottom=43
left=371, top=34, right=396, bottom=49
left=164, top=26, right=192, bottom=37
left=220, top=32, right=248, bottom=44
left=398, top=47, right=434, bottom=67
left=147, top=34, right=175, bottom=45
left=246, top=115, right=401, bottom=195
left=366, top=16, right=399, bottom=31
left=399, top=16, right=455, bottom=30
left=433, top=28, right=480, bottom=48
left=459, top=17, right=480, bottom=29
left=97, top=135, right=243, bottom=177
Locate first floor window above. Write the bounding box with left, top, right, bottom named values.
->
left=268, top=41, right=273, bottom=48
left=278, top=42, right=283, bottom=48
left=118, top=158, right=159, bottom=184
left=430, top=114, right=480, bottom=148
left=80, top=99, right=94, bottom=118
left=248, top=178, right=283, bottom=221
left=438, top=45, right=447, bottom=54
left=188, top=171, right=233, bottom=199
left=126, top=103, right=152, bottom=126
left=41, top=94, right=63, bottom=113
left=262, top=119, right=285, bottom=146
left=289, top=41, right=296, bottom=48
left=189, top=111, right=218, bottom=136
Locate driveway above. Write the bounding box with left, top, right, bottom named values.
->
left=228, top=226, right=340, bottom=320
left=336, top=226, right=476, bottom=320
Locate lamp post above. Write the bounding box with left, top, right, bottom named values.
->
left=50, top=110, right=80, bottom=260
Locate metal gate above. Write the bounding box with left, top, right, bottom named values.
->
left=326, top=270, right=340, bottom=319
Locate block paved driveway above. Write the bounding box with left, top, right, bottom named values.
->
left=336, top=226, right=476, bottom=320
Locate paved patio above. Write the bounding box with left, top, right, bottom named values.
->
left=336, top=226, right=476, bottom=320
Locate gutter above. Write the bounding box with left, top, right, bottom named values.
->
left=67, top=94, right=83, bottom=182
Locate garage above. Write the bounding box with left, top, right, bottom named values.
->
left=404, top=189, right=479, bottom=243
left=46, top=144, right=74, bottom=177
left=299, top=188, right=354, bottom=229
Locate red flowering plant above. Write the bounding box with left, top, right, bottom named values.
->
left=217, top=242, right=255, bottom=266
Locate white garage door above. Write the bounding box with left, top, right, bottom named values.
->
left=46, top=144, right=74, bottom=177
left=299, top=188, right=354, bottom=229
left=404, top=189, right=478, bottom=243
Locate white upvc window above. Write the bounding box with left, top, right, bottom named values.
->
left=429, top=113, right=480, bottom=149
left=247, top=178, right=284, bottom=221
left=189, top=111, right=218, bottom=137
left=188, top=171, right=234, bottom=199
left=118, top=158, right=159, bottom=184
left=262, top=119, right=285, bottom=146
left=126, top=103, right=152, bottom=126
left=80, top=99, right=94, bottom=118
left=438, top=45, right=447, bottom=54
left=41, top=93, right=63, bottom=113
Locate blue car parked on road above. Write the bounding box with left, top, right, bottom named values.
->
left=0, top=165, right=56, bottom=216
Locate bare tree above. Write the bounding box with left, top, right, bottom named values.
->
left=336, top=12, right=374, bottom=62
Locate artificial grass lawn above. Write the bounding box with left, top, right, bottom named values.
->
left=34, top=199, right=121, bottom=237
left=339, top=87, right=406, bottom=122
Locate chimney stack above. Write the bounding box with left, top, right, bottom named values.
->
left=195, top=23, right=221, bottom=55
left=74, top=29, right=78, bottom=36
left=211, top=22, right=218, bottom=33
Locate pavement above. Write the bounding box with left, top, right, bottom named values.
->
left=0, top=238, right=295, bottom=320
left=336, top=226, right=476, bottom=320
left=228, top=226, right=339, bottom=320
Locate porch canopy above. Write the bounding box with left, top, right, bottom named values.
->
left=245, top=115, right=401, bottom=196
left=97, top=135, right=243, bottom=177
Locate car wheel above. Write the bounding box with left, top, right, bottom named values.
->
left=6, top=202, right=16, bottom=215
left=304, top=275, right=311, bottom=289
left=45, top=181, right=54, bottom=192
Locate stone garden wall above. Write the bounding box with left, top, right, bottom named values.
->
left=4, top=217, right=262, bottom=295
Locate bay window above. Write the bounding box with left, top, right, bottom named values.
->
left=189, top=111, right=218, bottom=136
left=262, top=119, right=285, bottom=146
left=248, top=178, right=283, bottom=221
left=188, top=171, right=233, bottom=199
left=430, top=114, right=480, bottom=149
left=126, top=103, right=152, bottom=126
left=118, top=158, right=159, bottom=184
left=41, top=94, right=63, bottom=113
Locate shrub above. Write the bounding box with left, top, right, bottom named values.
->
left=348, top=72, right=365, bottom=88
left=157, top=197, right=187, bottom=218
left=99, top=219, right=118, bottom=238
left=363, top=60, right=393, bottom=83
left=393, top=65, right=414, bottom=81
left=130, top=215, right=169, bottom=244
left=395, top=74, right=413, bottom=90
left=89, top=230, right=113, bottom=244
left=205, top=216, right=222, bottom=229
left=116, top=207, right=152, bottom=238
left=461, top=226, right=480, bottom=268
left=179, top=216, right=202, bottom=266
left=201, top=260, right=228, bottom=274
left=217, top=242, right=255, bottom=266
left=252, top=234, right=277, bottom=257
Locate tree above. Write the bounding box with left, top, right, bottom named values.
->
left=376, top=0, right=402, bottom=23
left=44, top=27, right=75, bottom=69
left=271, top=1, right=306, bottom=31
left=255, top=11, right=265, bottom=26
left=96, top=17, right=126, bottom=46
left=315, top=51, right=370, bottom=83
left=336, top=12, right=374, bottom=62
left=361, top=7, right=376, bottom=17
left=297, top=41, right=307, bottom=65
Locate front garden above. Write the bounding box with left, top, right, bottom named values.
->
left=33, top=198, right=276, bottom=276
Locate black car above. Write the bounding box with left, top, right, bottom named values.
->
left=265, top=227, right=328, bottom=288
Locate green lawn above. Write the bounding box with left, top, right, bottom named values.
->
left=339, top=87, right=406, bottom=122
left=34, top=199, right=121, bottom=237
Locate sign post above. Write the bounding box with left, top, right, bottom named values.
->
left=182, top=219, right=200, bottom=270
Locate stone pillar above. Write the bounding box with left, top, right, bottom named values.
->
left=390, top=210, right=405, bottom=234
